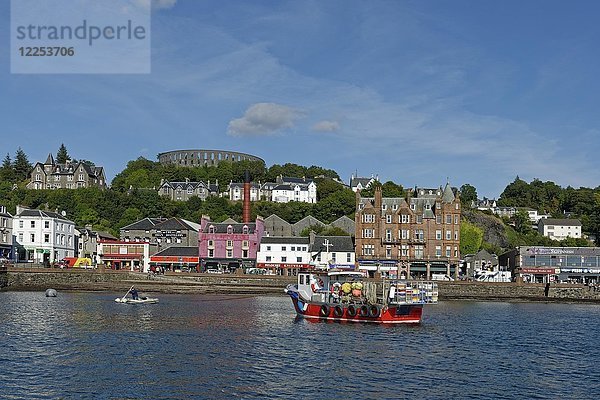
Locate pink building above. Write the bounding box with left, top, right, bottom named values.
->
left=198, top=215, right=264, bottom=271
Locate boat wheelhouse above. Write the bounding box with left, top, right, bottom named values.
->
left=284, top=270, right=438, bottom=324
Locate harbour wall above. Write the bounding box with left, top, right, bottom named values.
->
left=2, top=269, right=600, bottom=302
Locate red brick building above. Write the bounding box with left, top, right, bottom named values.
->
left=355, top=184, right=461, bottom=279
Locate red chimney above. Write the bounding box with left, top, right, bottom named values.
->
left=243, top=170, right=251, bottom=223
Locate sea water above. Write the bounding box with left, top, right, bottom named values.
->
left=1, top=292, right=599, bottom=399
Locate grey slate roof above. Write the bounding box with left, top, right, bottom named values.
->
left=350, top=177, right=374, bottom=188
left=154, top=217, right=201, bottom=232
left=309, top=236, right=354, bottom=253
left=121, top=217, right=166, bottom=230
left=17, top=208, right=72, bottom=221
left=203, top=222, right=257, bottom=234
left=153, top=246, right=199, bottom=257
left=539, top=218, right=582, bottom=227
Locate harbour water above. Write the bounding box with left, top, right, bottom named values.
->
left=1, top=292, right=599, bottom=399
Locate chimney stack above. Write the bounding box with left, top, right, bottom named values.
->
left=243, top=170, right=251, bottom=223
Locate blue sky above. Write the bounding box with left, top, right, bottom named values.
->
left=2, top=0, right=600, bottom=198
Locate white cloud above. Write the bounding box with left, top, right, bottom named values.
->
left=227, top=103, right=302, bottom=136
left=312, top=120, right=340, bottom=132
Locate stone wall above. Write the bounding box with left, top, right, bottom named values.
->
left=4, top=269, right=600, bottom=301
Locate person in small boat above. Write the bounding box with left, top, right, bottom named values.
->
left=130, top=287, right=139, bottom=300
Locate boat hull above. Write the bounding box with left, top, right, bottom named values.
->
left=286, top=290, right=423, bottom=324
left=115, top=297, right=159, bottom=304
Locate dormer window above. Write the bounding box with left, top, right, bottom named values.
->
left=425, top=204, right=431, bottom=210
left=209, top=225, right=215, bottom=234
left=242, top=225, right=249, bottom=234
left=382, top=204, right=387, bottom=211
left=410, top=203, right=416, bottom=211
left=227, top=225, right=233, bottom=234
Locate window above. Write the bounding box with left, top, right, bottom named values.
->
left=19, top=220, right=23, bottom=228
left=31, top=221, right=35, bottom=228
left=436, top=246, right=442, bottom=257
left=446, top=215, right=452, bottom=224
left=446, top=230, right=452, bottom=240
left=291, top=246, right=295, bottom=251
left=436, top=230, right=442, bottom=240
left=44, top=234, right=50, bottom=243
left=386, top=215, right=392, bottom=224
left=410, top=203, right=416, bottom=210
left=347, top=253, right=351, bottom=262
left=401, top=229, right=409, bottom=239
left=401, top=245, right=409, bottom=257
left=415, top=245, right=424, bottom=259
left=382, top=204, right=387, bottom=211
left=392, top=204, right=398, bottom=210
left=226, top=240, right=233, bottom=248
left=242, top=240, right=249, bottom=248
left=385, top=247, right=392, bottom=258
left=446, top=246, right=451, bottom=257
left=454, top=231, right=459, bottom=240
left=454, top=246, right=458, bottom=257
left=363, top=229, right=374, bottom=238
left=79, top=173, right=84, bottom=181
left=416, top=215, right=422, bottom=223
left=266, top=246, right=271, bottom=251
left=415, top=229, right=424, bottom=240
left=209, top=225, right=215, bottom=234
left=436, top=215, right=442, bottom=224
left=281, top=256, right=287, bottom=262
left=208, top=240, right=214, bottom=247
left=243, top=225, right=249, bottom=234
left=18, top=233, right=23, bottom=242
left=227, top=225, right=233, bottom=234
left=362, top=244, right=374, bottom=256
left=363, top=214, right=375, bottom=223
left=297, top=256, right=302, bottom=262
left=282, top=246, right=286, bottom=251
left=266, top=256, right=272, bottom=261
left=226, top=249, right=233, bottom=258
left=454, top=215, right=459, bottom=224
left=242, top=250, right=248, bottom=258
left=30, top=233, right=35, bottom=242
left=425, top=203, right=431, bottom=210
left=385, top=229, right=392, bottom=241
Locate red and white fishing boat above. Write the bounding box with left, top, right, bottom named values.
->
left=284, top=270, right=438, bottom=324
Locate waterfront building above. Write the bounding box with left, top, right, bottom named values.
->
left=538, top=218, right=582, bottom=241
left=120, top=217, right=201, bottom=255
left=149, top=246, right=199, bottom=272
left=256, top=236, right=311, bottom=275
left=76, top=226, right=117, bottom=259
left=354, top=184, right=461, bottom=279
left=463, top=249, right=499, bottom=278
left=97, top=240, right=150, bottom=272
left=198, top=215, right=265, bottom=271
left=13, top=206, right=75, bottom=264
left=158, top=179, right=219, bottom=201
left=499, top=246, right=600, bottom=284
left=309, top=234, right=355, bottom=270
left=157, top=149, right=264, bottom=167
left=0, top=205, right=13, bottom=261
left=27, top=154, right=107, bottom=190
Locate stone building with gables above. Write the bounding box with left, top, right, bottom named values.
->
left=27, top=154, right=107, bottom=190
left=354, top=184, right=461, bottom=279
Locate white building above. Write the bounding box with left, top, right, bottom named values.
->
left=271, top=182, right=317, bottom=203
left=538, top=218, right=582, bottom=241
left=227, top=182, right=261, bottom=201
left=256, top=237, right=311, bottom=275
left=350, top=175, right=377, bottom=192
left=13, top=206, right=75, bottom=264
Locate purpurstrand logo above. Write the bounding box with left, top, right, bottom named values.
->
left=15, top=20, right=147, bottom=46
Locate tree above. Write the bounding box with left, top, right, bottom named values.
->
left=460, top=221, right=483, bottom=255
left=460, top=184, right=478, bottom=206
left=0, top=153, right=15, bottom=183
left=13, top=147, right=32, bottom=182
left=56, top=143, right=70, bottom=164
left=381, top=181, right=404, bottom=197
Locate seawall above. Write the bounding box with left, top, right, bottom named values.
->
left=2, top=269, right=600, bottom=302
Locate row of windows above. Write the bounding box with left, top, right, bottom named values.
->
left=207, top=225, right=250, bottom=234
left=362, top=244, right=459, bottom=258
left=362, top=229, right=459, bottom=240
left=264, top=245, right=308, bottom=252
left=206, top=249, right=250, bottom=258
left=362, top=214, right=460, bottom=225
left=17, top=232, right=72, bottom=246
left=17, top=220, right=73, bottom=232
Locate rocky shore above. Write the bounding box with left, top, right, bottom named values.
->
left=2, top=268, right=600, bottom=302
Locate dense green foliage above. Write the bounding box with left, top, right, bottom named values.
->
left=459, top=184, right=477, bottom=206
left=460, top=221, right=484, bottom=255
